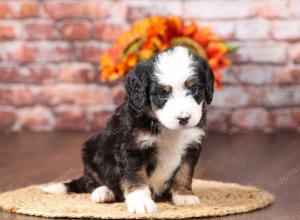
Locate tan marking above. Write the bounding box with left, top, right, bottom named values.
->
left=90, top=170, right=101, bottom=183
left=159, top=84, right=172, bottom=93
left=186, top=77, right=198, bottom=89
left=121, top=167, right=148, bottom=196
left=189, top=141, right=200, bottom=149
left=171, top=162, right=193, bottom=195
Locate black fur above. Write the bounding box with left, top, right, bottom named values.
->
left=191, top=53, right=215, bottom=105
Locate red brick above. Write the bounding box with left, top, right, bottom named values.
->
left=89, top=110, right=113, bottom=130
left=255, top=0, right=290, bottom=18
left=39, top=85, right=113, bottom=107
left=24, top=20, right=56, bottom=40
left=239, top=65, right=276, bottom=85
left=200, top=21, right=235, bottom=40
left=212, top=87, right=251, bottom=108
left=275, top=67, right=300, bottom=84
left=0, top=64, right=56, bottom=84
left=19, top=1, right=39, bottom=18
left=95, top=0, right=127, bottom=20
left=0, top=64, right=20, bottom=83
left=247, top=86, right=266, bottom=106
left=221, top=66, right=238, bottom=84
left=207, top=108, right=230, bottom=132
left=223, top=65, right=276, bottom=85
left=183, top=0, right=254, bottom=19
left=289, top=43, right=300, bottom=64
left=233, top=43, right=287, bottom=64
left=263, top=86, right=300, bottom=107
left=55, top=107, right=87, bottom=130
left=292, top=110, right=300, bottom=128
left=18, top=107, right=54, bottom=131
left=0, top=109, right=16, bottom=130
left=272, top=20, right=300, bottom=40
left=2, top=83, right=117, bottom=108
left=60, top=21, right=92, bottom=40
left=74, top=42, right=108, bottom=63
left=44, top=0, right=125, bottom=19
left=213, top=86, right=264, bottom=108
left=235, top=19, right=270, bottom=40
left=112, top=85, right=126, bottom=105
left=44, top=1, right=89, bottom=19
left=294, top=88, right=300, bottom=106
left=0, top=64, right=95, bottom=85
left=271, top=108, right=300, bottom=130
left=290, top=0, right=300, bottom=17
left=57, top=63, right=96, bottom=83
left=26, top=65, right=57, bottom=83
left=1, top=42, right=71, bottom=63
left=127, top=0, right=182, bottom=21
left=0, top=22, right=21, bottom=40
left=94, top=22, right=127, bottom=41
left=0, top=2, right=11, bottom=18
left=0, top=1, right=39, bottom=18
left=0, top=86, right=36, bottom=107
left=231, top=108, right=272, bottom=131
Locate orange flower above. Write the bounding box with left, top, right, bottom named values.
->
left=193, top=27, right=210, bottom=47
left=207, top=42, right=228, bottom=58
left=99, top=16, right=236, bottom=89
left=183, top=22, right=197, bottom=37
left=213, top=69, right=223, bottom=89
left=139, top=49, right=154, bottom=60
left=124, top=54, right=138, bottom=68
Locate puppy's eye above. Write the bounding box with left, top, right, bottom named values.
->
left=190, top=84, right=205, bottom=95
left=190, top=85, right=199, bottom=95
left=158, top=91, right=168, bottom=99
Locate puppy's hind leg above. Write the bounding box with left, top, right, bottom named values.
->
left=91, top=185, right=115, bottom=203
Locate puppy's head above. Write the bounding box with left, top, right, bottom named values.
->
left=125, top=46, right=214, bottom=129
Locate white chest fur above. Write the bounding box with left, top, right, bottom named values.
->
left=147, top=127, right=204, bottom=195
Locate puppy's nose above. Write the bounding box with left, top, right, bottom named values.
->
left=177, top=115, right=190, bottom=126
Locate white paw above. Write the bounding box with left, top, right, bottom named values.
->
left=91, top=186, right=115, bottom=203
left=172, top=194, right=200, bottom=206
left=125, top=187, right=157, bottom=214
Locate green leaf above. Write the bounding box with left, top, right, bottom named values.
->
left=225, top=43, right=239, bottom=53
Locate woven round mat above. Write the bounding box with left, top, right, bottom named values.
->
left=0, top=179, right=273, bottom=219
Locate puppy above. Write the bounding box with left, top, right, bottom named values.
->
left=42, top=46, right=214, bottom=214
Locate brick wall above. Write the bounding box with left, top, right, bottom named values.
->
left=0, top=0, right=300, bottom=133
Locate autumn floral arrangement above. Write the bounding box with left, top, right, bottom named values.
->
left=99, top=16, right=237, bottom=88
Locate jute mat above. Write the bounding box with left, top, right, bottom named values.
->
left=0, top=179, right=274, bottom=219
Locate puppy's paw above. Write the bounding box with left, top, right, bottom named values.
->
left=127, top=197, right=157, bottom=214
left=125, top=187, right=157, bottom=214
left=172, top=194, right=200, bottom=206
left=91, top=186, right=115, bottom=203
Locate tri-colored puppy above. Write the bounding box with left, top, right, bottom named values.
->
left=43, top=46, right=214, bottom=214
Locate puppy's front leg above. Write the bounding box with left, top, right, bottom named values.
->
left=171, top=147, right=201, bottom=206
left=121, top=150, right=156, bottom=214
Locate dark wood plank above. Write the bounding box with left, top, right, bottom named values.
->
left=0, top=131, right=299, bottom=220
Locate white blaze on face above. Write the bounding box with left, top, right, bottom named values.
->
left=153, top=46, right=203, bottom=130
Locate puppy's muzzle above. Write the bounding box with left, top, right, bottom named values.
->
left=177, top=115, right=191, bottom=126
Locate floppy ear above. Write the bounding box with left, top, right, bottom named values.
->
left=204, top=62, right=215, bottom=105
left=125, top=61, right=151, bottom=115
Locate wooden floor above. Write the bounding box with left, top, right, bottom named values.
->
left=0, top=131, right=299, bottom=220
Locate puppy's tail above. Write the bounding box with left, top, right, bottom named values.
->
left=41, top=177, right=87, bottom=194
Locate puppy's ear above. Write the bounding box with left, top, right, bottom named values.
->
left=204, top=62, right=215, bottom=105
left=125, top=61, right=151, bottom=115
